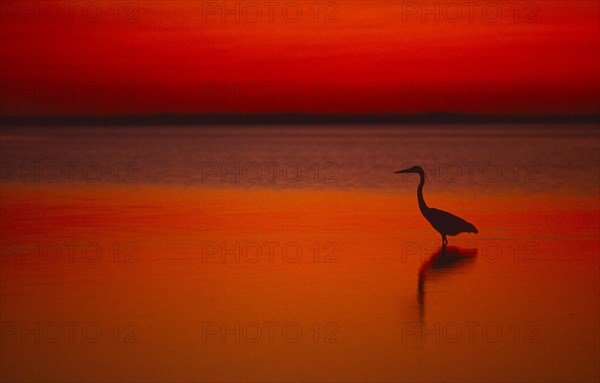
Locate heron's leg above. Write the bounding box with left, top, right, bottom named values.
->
left=442, top=234, right=448, bottom=246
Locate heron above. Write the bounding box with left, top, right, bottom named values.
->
left=395, top=165, right=478, bottom=246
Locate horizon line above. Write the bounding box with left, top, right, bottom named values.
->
left=1, top=112, right=599, bottom=126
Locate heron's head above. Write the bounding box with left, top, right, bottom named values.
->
left=395, top=165, right=425, bottom=176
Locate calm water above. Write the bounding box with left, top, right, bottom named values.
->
left=1, top=125, right=599, bottom=382
left=1, top=124, right=599, bottom=193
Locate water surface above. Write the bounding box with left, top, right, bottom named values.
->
left=1, top=125, right=598, bottom=382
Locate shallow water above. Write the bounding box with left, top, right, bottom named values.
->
left=1, top=125, right=599, bottom=382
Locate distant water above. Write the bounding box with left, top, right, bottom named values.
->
left=1, top=124, right=599, bottom=382
left=1, top=124, right=599, bottom=195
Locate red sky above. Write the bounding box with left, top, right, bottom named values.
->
left=1, top=0, right=599, bottom=115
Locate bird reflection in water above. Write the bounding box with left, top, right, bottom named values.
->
left=418, top=246, right=477, bottom=321
left=395, top=165, right=479, bottom=320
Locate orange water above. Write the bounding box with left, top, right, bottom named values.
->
left=1, top=125, right=599, bottom=382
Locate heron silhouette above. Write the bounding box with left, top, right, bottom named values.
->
left=396, top=165, right=478, bottom=246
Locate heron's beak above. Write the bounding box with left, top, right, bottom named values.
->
left=395, top=168, right=412, bottom=174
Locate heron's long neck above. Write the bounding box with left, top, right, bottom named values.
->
left=417, top=173, right=428, bottom=212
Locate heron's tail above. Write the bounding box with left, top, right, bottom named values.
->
left=467, top=222, right=478, bottom=234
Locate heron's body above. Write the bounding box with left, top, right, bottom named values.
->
left=397, top=166, right=478, bottom=245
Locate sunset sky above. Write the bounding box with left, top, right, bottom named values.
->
left=1, top=0, right=599, bottom=115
